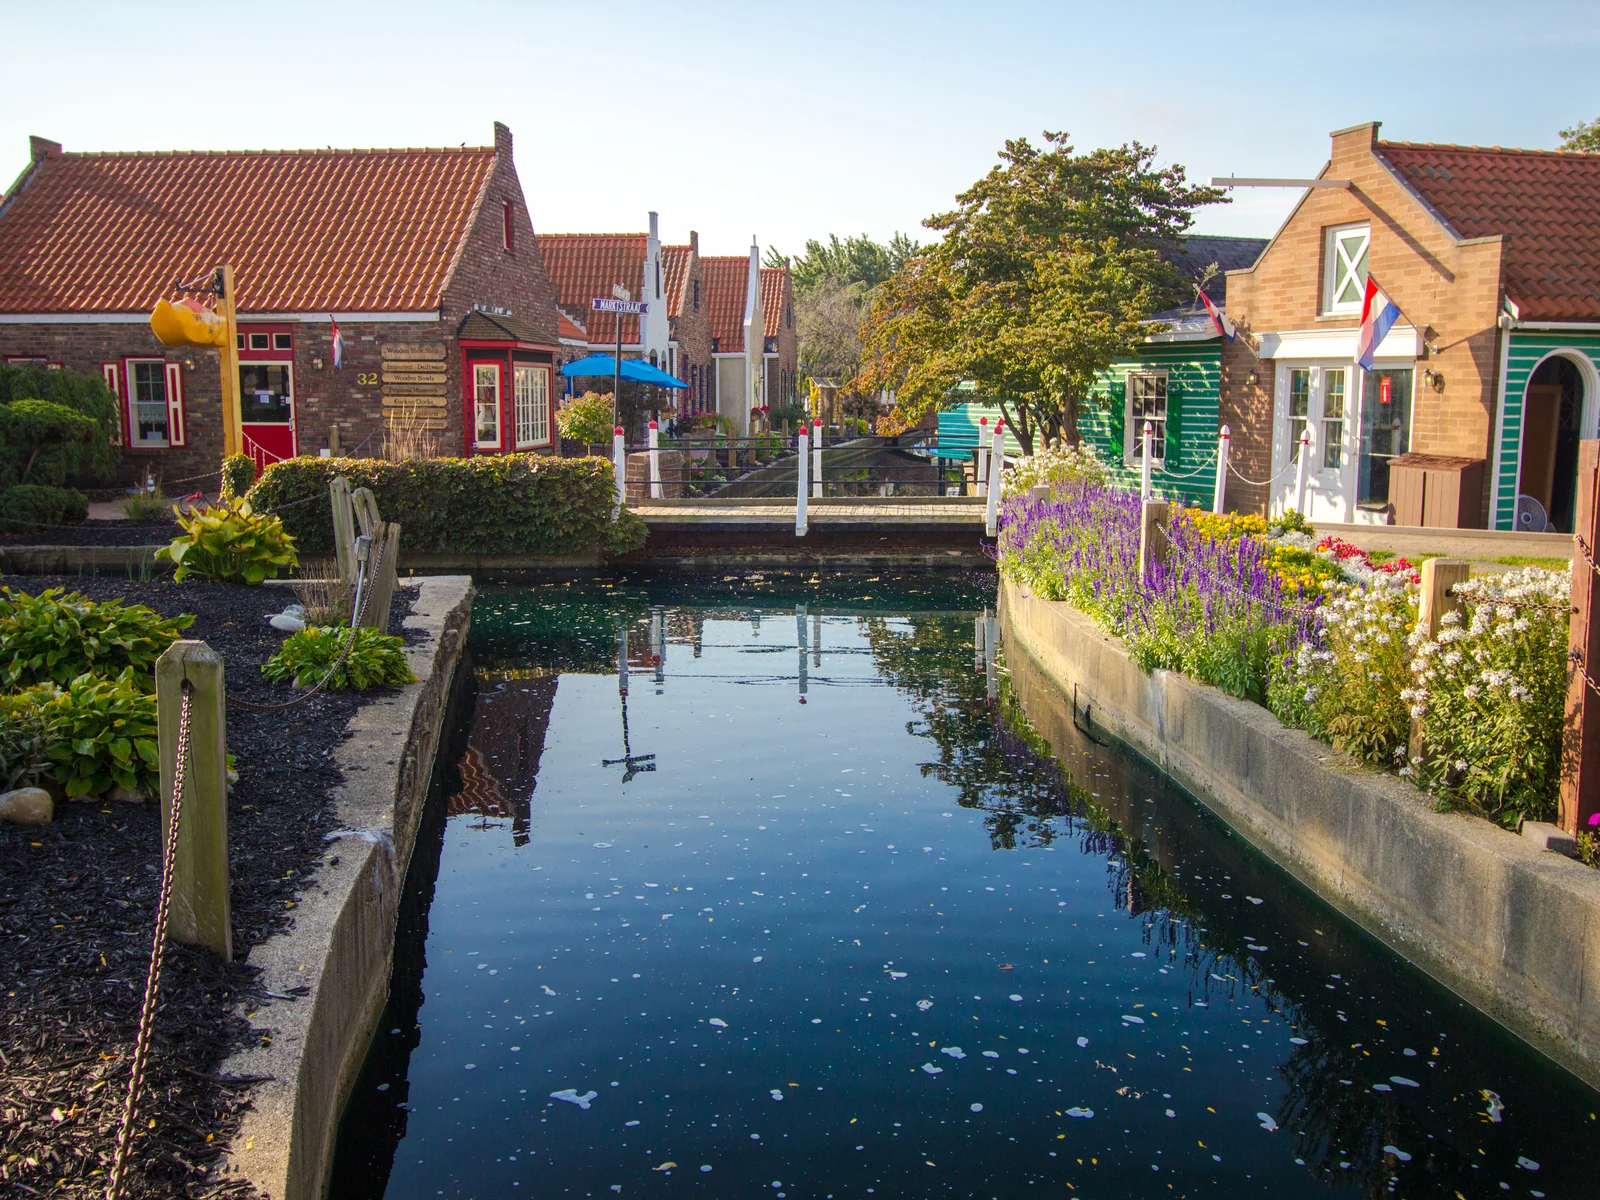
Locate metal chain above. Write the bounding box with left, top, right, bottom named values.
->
left=227, top=533, right=386, bottom=713
left=105, top=681, right=193, bottom=1200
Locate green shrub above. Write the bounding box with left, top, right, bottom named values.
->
left=768, top=402, right=808, bottom=431
left=219, top=453, right=258, bottom=501
left=157, top=498, right=298, bottom=584
left=0, top=685, right=57, bottom=790
left=263, top=624, right=416, bottom=690
left=0, top=483, right=89, bottom=531
left=556, top=391, right=617, bottom=447
left=0, top=365, right=120, bottom=486
left=120, top=487, right=172, bottom=520
left=0, top=586, right=193, bottom=688
left=247, top=454, right=645, bottom=557
left=42, top=669, right=159, bottom=798
left=603, top=507, right=648, bottom=554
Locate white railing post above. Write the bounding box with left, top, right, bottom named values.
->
left=1212, top=424, right=1230, bottom=515
left=984, top=419, right=1005, bottom=537
left=796, top=424, right=809, bottom=537
left=1294, top=428, right=1310, bottom=516
left=1140, top=420, right=1154, bottom=501
left=648, top=420, right=662, bottom=500
left=812, top=418, right=823, bottom=498
left=976, top=416, right=990, bottom=497
left=612, top=426, right=626, bottom=513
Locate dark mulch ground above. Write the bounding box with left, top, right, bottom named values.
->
left=0, top=519, right=180, bottom=548
left=0, top=577, right=421, bottom=1197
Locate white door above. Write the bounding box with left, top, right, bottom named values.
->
left=1273, top=362, right=1355, bottom=520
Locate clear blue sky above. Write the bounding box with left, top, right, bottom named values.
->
left=4, top=0, right=1597, bottom=259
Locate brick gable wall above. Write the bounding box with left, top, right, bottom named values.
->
left=1222, top=123, right=1505, bottom=521
left=668, top=236, right=713, bottom=413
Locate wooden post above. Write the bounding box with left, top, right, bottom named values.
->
left=328, top=424, right=342, bottom=456
left=1561, top=439, right=1600, bottom=835
left=156, top=641, right=231, bottom=960
left=351, top=486, right=381, bottom=539
left=1407, top=558, right=1471, bottom=764
left=217, top=265, right=242, bottom=460
left=330, top=477, right=357, bottom=583
left=359, top=522, right=402, bottom=633
left=1139, top=498, right=1170, bottom=582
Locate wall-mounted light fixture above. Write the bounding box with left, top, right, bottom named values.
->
left=183, top=357, right=194, bottom=371
left=313, top=356, right=324, bottom=370
left=1423, top=368, right=1445, bottom=393
left=1246, top=370, right=1259, bottom=387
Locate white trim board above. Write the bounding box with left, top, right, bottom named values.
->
left=1256, top=324, right=1422, bottom=361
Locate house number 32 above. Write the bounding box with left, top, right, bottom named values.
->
left=356, top=372, right=379, bottom=385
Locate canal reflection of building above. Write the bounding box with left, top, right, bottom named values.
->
left=451, top=668, right=559, bottom=846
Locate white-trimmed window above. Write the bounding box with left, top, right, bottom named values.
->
left=1288, top=368, right=1311, bottom=460
left=1321, top=368, right=1347, bottom=469
left=128, top=359, right=171, bottom=446
left=472, top=361, right=503, bottom=449
left=1125, top=372, right=1167, bottom=464
left=513, top=364, right=550, bottom=448
left=1322, top=223, right=1370, bottom=314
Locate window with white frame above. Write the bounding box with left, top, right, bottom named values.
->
left=1322, top=223, right=1370, bottom=313
left=1321, top=368, right=1347, bottom=469
left=473, top=362, right=502, bottom=449
left=1125, top=372, right=1167, bottom=464
left=1288, top=368, right=1311, bottom=460
left=128, top=359, right=170, bottom=446
left=513, top=364, right=550, bottom=448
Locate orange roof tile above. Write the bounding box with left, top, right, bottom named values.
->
left=557, top=311, right=589, bottom=342
left=760, top=266, right=789, bottom=339
left=535, top=233, right=646, bottom=345
left=662, top=244, right=691, bottom=318
left=1379, top=141, right=1600, bottom=322
left=702, top=255, right=752, bottom=352
left=0, top=143, right=497, bottom=313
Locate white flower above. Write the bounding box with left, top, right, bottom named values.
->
left=1463, top=684, right=1481, bottom=699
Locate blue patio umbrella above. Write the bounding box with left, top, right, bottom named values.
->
left=561, top=354, right=687, bottom=388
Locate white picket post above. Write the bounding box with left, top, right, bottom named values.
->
left=1213, top=425, right=1230, bottom=515
left=976, top=417, right=990, bottom=497
left=796, top=425, right=809, bottom=537
left=648, top=420, right=662, bottom=500
left=984, top=420, right=1005, bottom=537
left=612, top=426, right=626, bottom=512
left=1294, top=428, right=1310, bottom=516
left=812, top=419, right=823, bottom=498
left=1140, top=420, right=1154, bottom=501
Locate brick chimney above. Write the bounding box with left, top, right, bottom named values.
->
left=493, top=121, right=512, bottom=158
left=1329, top=121, right=1381, bottom=169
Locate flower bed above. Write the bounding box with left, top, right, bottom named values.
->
left=997, top=480, right=1572, bottom=833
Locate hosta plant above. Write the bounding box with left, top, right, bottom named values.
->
left=263, top=624, right=415, bottom=691
left=0, top=586, right=193, bottom=689
left=157, top=498, right=298, bottom=584
left=41, top=669, right=160, bottom=799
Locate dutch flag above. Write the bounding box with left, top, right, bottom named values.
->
left=1196, top=287, right=1235, bottom=343
left=330, top=316, right=344, bottom=370
left=1355, top=278, right=1401, bottom=371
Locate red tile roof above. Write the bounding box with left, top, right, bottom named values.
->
left=760, top=266, right=790, bottom=339
left=0, top=144, right=497, bottom=313
left=662, top=244, right=691, bottom=318
left=1378, top=141, right=1600, bottom=322
left=535, top=233, right=646, bottom=345
left=557, top=311, right=588, bottom=342
left=702, top=255, right=753, bottom=352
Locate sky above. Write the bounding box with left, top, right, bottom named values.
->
left=4, top=0, right=1598, bottom=259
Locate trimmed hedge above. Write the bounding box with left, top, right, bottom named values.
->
left=247, top=454, right=646, bottom=556
left=0, top=484, right=89, bottom=531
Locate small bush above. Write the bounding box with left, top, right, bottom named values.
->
left=0, top=686, right=57, bottom=790
left=767, top=402, right=808, bottom=431
left=157, top=498, right=298, bottom=584
left=263, top=624, right=416, bottom=690
left=0, top=365, right=121, bottom=487
left=248, top=454, right=643, bottom=557
left=41, top=669, right=159, bottom=799
left=0, top=483, right=89, bottom=531
left=603, top=507, right=648, bottom=554
left=1003, top=442, right=1109, bottom=498
left=0, top=586, right=193, bottom=688
left=120, top=487, right=172, bottom=520
left=219, top=453, right=257, bottom=501
left=556, top=391, right=617, bottom=447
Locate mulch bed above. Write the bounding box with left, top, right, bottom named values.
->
left=0, top=519, right=181, bottom=548
left=0, top=576, right=422, bottom=1198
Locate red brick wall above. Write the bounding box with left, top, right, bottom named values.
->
left=1222, top=122, right=1505, bottom=520
left=670, top=236, right=713, bottom=413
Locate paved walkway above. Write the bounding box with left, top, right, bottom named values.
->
left=1316, top=522, right=1573, bottom=569
left=634, top=499, right=986, bottom=526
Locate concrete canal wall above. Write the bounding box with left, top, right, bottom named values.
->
left=212, top=575, right=473, bottom=1200
left=1002, top=576, right=1600, bottom=1090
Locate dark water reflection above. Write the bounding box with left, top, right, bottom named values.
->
left=332, top=572, right=1595, bottom=1199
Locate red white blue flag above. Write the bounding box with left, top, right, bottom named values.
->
left=330, top=316, right=344, bottom=370
left=1355, top=277, right=1401, bottom=370
left=1196, top=287, right=1235, bottom=342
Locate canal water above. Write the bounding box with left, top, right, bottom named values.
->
left=332, top=573, right=1597, bottom=1199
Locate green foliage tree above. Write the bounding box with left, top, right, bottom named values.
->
left=855, top=132, right=1225, bottom=452
left=0, top=365, right=120, bottom=486
left=556, top=391, right=618, bottom=448
left=1559, top=117, right=1600, bottom=153
left=767, top=233, right=922, bottom=296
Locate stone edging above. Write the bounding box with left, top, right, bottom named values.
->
left=1002, top=576, right=1600, bottom=1088
left=211, top=575, right=474, bottom=1199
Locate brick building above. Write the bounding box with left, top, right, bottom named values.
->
left=0, top=122, right=563, bottom=483
left=1217, top=122, right=1600, bottom=529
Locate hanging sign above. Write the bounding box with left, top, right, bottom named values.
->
left=1379, top=375, right=1392, bottom=405
left=592, top=298, right=647, bottom=314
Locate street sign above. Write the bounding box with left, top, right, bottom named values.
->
left=592, top=297, right=648, bottom=314
left=612, top=284, right=631, bottom=302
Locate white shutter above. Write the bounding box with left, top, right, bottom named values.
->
left=164, top=362, right=186, bottom=447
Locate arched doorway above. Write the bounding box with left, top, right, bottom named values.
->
left=1519, top=355, right=1588, bottom=532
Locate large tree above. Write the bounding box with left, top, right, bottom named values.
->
left=766, top=232, right=921, bottom=295
left=854, top=132, right=1225, bottom=452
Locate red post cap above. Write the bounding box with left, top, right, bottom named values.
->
left=614, top=426, right=625, bottom=436
left=649, top=420, right=658, bottom=430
